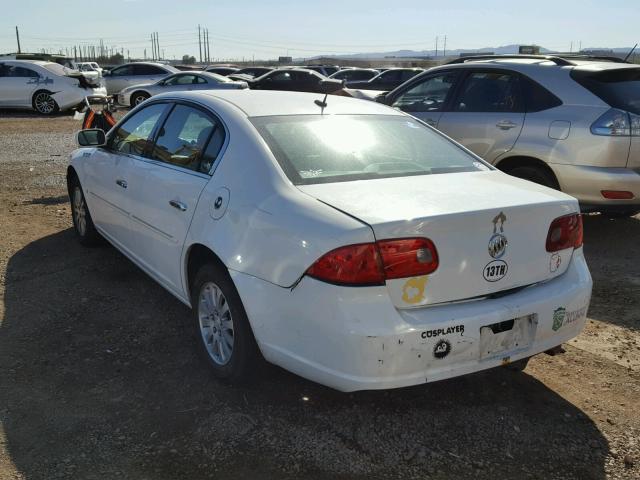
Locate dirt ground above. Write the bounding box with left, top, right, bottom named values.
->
left=0, top=113, right=639, bottom=480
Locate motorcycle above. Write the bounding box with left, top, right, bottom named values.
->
left=79, top=95, right=118, bottom=130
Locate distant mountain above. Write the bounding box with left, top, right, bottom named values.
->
left=302, top=44, right=636, bottom=61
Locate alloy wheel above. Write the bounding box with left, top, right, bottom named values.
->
left=34, top=92, right=56, bottom=114
left=72, top=187, right=87, bottom=236
left=198, top=281, right=234, bottom=365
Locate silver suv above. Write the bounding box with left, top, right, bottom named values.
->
left=380, top=55, right=640, bottom=216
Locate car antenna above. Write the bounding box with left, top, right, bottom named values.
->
left=624, top=43, right=638, bottom=62
left=314, top=93, right=328, bottom=114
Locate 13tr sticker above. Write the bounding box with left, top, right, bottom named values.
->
left=483, top=260, right=508, bottom=282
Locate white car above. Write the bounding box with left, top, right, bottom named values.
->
left=76, top=61, right=103, bottom=76
left=67, top=90, right=592, bottom=392
left=117, top=71, right=248, bottom=107
left=0, top=60, right=106, bottom=114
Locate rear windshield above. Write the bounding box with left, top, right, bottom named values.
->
left=42, top=63, right=74, bottom=76
left=251, top=114, right=490, bottom=185
left=572, top=68, right=640, bottom=114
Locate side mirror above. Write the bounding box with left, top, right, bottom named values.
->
left=77, top=129, right=106, bottom=147
left=375, top=93, right=390, bottom=104
left=319, top=79, right=343, bottom=93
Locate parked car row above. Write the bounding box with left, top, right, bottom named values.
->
left=2, top=54, right=639, bottom=216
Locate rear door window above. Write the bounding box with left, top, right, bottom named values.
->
left=520, top=76, right=562, bottom=112
left=379, top=70, right=402, bottom=82
left=5, top=65, right=39, bottom=77
left=400, top=70, right=420, bottom=81
left=111, top=65, right=134, bottom=76
left=571, top=68, right=640, bottom=115
left=133, top=64, right=166, bottom=76
left=454, top=71, right=524, bottom=113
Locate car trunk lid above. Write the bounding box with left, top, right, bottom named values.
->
left=298, top=171, right=579, bottom=308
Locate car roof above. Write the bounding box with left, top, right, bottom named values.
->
left=0, top=59, right=50, bottom=66
left=155, top=90, right=405, bottom=118
left=444, top=54, right=636, bottom=70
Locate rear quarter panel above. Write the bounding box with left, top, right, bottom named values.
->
left=182, top=107, right=375, bottom=293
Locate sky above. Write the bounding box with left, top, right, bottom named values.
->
left=0, top=0, right=638, bottom=61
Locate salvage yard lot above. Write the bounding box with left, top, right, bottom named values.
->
left=0, top=114, right=639, bottom=479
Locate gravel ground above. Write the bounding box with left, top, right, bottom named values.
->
left=0, top=113, right=639, bottom=480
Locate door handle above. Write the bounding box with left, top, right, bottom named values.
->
left=169, top=200, right=187, bottom=212
left=496, top=120, right=518, bottom=130
left=116, top=179, right=127, bottom=189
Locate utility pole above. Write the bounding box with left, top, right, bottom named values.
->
left=156, top=32, right=160, bottom=60
left=570, top=41, right=573, bottom=53
left=198, top=25, right=203, bottom=63
left=151, top=33, right=155, bottom=60
left=206, top=28, right=211, bottom=63
left=15, top=26, right=21, bottom=53
left=435, top=36, right=438, bottom=57
left=443, top=35, right=447, bottom=57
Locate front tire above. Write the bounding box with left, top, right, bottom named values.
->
left=191, top=263, right=260, bottom=382
left=69, top=177, right=101, bottom=246
left=33, top=91, right=59, bottom=115
left=130, top=91, right=150, bottom=107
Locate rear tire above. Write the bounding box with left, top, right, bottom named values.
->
left=68, top=176, right=101, bottom=246
left=190, top=263, right=260, bottom=382
left=507, top=165, right=558, bottom=190
left=604, top=209, right=640, bottom=218
left=32, top=91, right=59, bottom=115
left=505, top=357, right=530, bottom=372
left=130, top=91, right=150, bottom=107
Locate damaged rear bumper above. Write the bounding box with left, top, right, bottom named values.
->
left=54, top=86, right=107, bottom=111
left=231, top=248, right=592, bottom=392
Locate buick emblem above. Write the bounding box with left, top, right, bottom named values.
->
left=488, top=211, right=508, bottom=259
left=488, top=233, right=508, bottom=259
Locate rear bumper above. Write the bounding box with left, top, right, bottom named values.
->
left=231, top=248, right=592, bottom=392
left=551, top=164, right=640, bottom=210
left=117, top=92, right=132, bottom=107
left=53, top=87, right=107, bottom=111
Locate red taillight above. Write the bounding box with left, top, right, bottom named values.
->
left=377, top=238, right=439, bottom=279
left=546, top=214, right=583, bottom=252
left=306, top=243, right=384, bottom=286
left=306, top=238, right=439, bottom=286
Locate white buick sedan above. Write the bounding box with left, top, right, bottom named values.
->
left=67, top=90, right=592, bottom=392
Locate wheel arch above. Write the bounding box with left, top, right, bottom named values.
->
left=66, top=165, right=79, bottom=197
left=130, top=90, right=150, bottom=104
left=31, top=88, right=56, bottom=107
left=495, top=155, right=561, bottom=190
left=184, top=243, right=229, bottom=301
